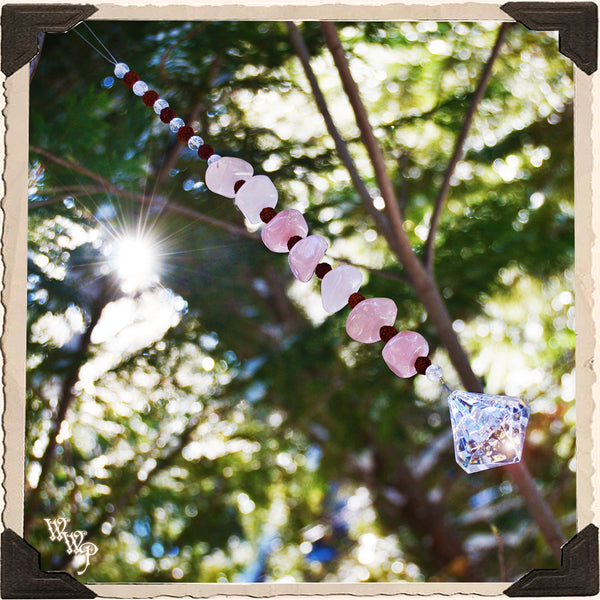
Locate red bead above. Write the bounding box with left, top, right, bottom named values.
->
left=160, top=107, right=176, bottom=124
left=197, top=144, right=215, bottom=160
left=177, top=126, right=194, bottom=143
left=142, top=90, right=159, bottom=107
left=379, top=325, right=398, bottom=343
left=414, top=356, right=432, bottom=375
left=123, top=71, right=139, bottom=87
left=233, top=180, right=246, bottom=194
left=287, top=235, right=302, bottom=251
left=260, top=207, right=278, bottom=223
left=348, top=293, right=365, bottom=309
left=315, top=263, right=332, bottom=279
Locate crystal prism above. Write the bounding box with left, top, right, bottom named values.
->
left=447, top=390, right=530, bottom=474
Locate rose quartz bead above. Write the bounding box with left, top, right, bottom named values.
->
left=346, top=298, right=397, bottom=344
left=382, top=331, right=429, bottom=378
left=205, top=157, right=253, bottom=198
left=261, top=209, right=308, bottom=253
left=321, top=265, right=363, bottom=314
left=288, top=235, right=329, bottom=282
left=234, top=175, right=278, bottom=224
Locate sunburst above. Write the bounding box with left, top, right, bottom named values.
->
left=110, top=231, right=161, bottom=294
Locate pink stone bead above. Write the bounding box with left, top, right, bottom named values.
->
left=288, top=235, right=329, bottom=282
left=234, top=175, right=278, bottom=224
left=346, top=298, right=397, bottom=344
left=261, top=209, right=308, bottom=253
left=205, top=157, right=253, bottom=198
left=382, top=331, right=429, bottom=378
left=321, top=265, right=363, bottom=314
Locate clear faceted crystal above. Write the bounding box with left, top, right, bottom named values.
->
left=447, top=390, right=530, bottom=473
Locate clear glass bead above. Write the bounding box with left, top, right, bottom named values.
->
left=169, top=118, right=185, bottom=132
left=114, top=62, right=129, bottom=78
left=132, top=81, right=148, bottom=96
left=188, top=135, right=204, bottom=151
left=153, top=99, right=169, bottom=115
left=207, top=154, right=222, bottom=166
left=425, top=364, right=443, bottom=382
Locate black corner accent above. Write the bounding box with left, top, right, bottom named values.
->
left=0, top=529, right=96, bottom=599
left=1, top=4, right=98, bottom=78
left=501, top=2, right=598, bottom=74
left=504, top=523, right=599, bottom=596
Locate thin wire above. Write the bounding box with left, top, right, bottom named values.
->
left=72, top=28, right=115, bottom=65
left=72, top=24, right=117, bottom=65
left=441, top=379, right=453, bottom=395
left=82, top=22, right=119, bottom=64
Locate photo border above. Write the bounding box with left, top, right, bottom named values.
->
left=1, top=1, right=598, bottom=597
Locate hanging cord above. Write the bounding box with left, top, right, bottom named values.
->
left=73, top=21, right=119, bottom=65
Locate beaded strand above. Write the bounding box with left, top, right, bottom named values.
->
left=114, top=61, right=445, bottom=385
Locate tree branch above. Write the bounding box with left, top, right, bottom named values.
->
left=285, top=22, right=392, bottom=240
left=320, top=22, right=406, bottom=245
left=319, top=21, right=565, bottom=562
left=327, top=254, right=410, bottom=284
left=319, top=21, right=480, bottom=391
left=507, top=461, right=565, bottom=562
left=397, top=151, right=408, bottom=218
left=29, top=146, right=256, bottom=240
left=349, top=437, right=480, bottom=580
left=158, top=24, right=208, bottom=83
left=423, top=23, right=512, bottom=271
left=31, top=185, right=108, bottom=199
left=491, top=524, right=507, bottom=581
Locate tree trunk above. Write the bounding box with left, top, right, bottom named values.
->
left=318, top=20, right=566, bottom=563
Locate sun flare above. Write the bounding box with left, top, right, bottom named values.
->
left=112, top=234, right=160, bottom=293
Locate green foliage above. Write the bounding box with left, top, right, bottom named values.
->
left=26, top=21, right=574, bottom=584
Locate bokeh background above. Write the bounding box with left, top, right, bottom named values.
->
left=26, top=20, right=575, bottom=583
